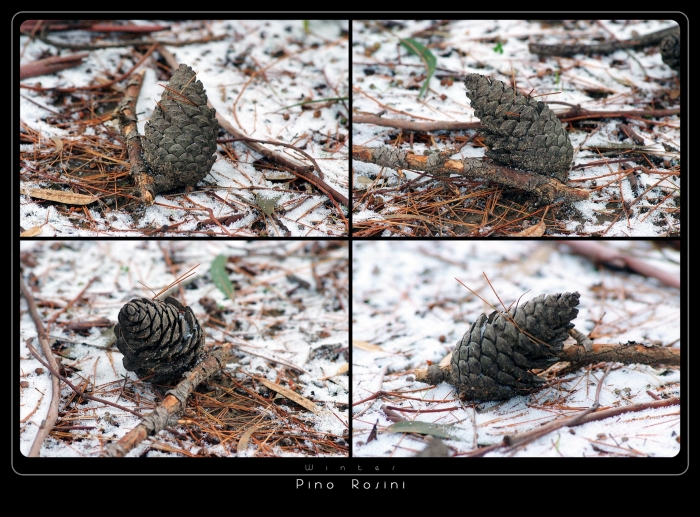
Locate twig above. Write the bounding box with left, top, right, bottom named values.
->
left=221, top=136, right=351, bottom=211
left=101, top=344, right=236, bottom=457
left=46, top=276, right=98, bottom=328
left=415, top=341, right=679, bottom=387
left=25, top=341, right=143, bottom=418
left=558, top=342, right=679, bottom=371
left=29, top=29, right=226, bottom=50
left=20, top=275, right=61, bottom=457
left=353, top=113, right=481, bottom=132
left=20, top=42, right=158, bottom=93
left=501, top=363, right=613, bottom=451
left=353, top=108, right=679, bottom=134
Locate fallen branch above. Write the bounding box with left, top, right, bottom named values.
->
left=414, top=340, right=679, bottom=387
left=353, top=113, right=480, bottom=132
left=25, top=341, right=143, bottom=418
left=460, top=391, right=679, bottom=456
left=352, top=108, right=679, bottom=134
left=557, top=342, right=680, bottom=371
left=528, top=26, right=680, bottom=57
left=20, top=42, right=158, bottom=93
left=557, top=240, right=681, bottom=289
left=30, top=29, right=226, bottom=51
left=352, top=145, right=589, bottom=204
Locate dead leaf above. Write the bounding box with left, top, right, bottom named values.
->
left=385, top=420, right=467, bottom=440
left=257, top=378, right=322, bottom=414
left=438, top=353, right=452, bottom=368
left=511, top=220, right=546, bottom=237
left=50, top=136, right=63, bottom=152
left=237, top=424, right=262, bottom=456
left=22, top=188, right=97, bottom=206
left=352, top=340, right=385, bottom=352
left=319, top=362, right=348, bottom=380
left=20, top=226, right=42, bottom=237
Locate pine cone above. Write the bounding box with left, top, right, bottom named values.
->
left=114, top=297, right=206, bottom=384
left=660, top=33, right=680, bottom=71
left=427, top=292, right=580, bottom=401
left=141, top=64, right=219, bottom=194
left=464, top=73, right=574, bottom=183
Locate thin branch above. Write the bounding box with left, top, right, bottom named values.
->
left=221, top=136, right=350, bottom=211
left=460, top=394, right=678, bottom=456
left=352, top=108, right=679, bottom=134
left=20, top=275, right=61, bottom=457
left=500, top=363, right=613, bottom=451
left=20, top=52, right=89, bottom=80
left=29, top=29, right=226, bottom=50
left=414, top=340, right=679, bottom=396
left=46, top=276, right=98, bottom=328
left=353, top=113, right=481, bottom=132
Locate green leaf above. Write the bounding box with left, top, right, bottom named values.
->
left=210, top=254, right=235, bottom=300
left=255, top=193, right=282, bottom=216
left=493, top=41, right=504, bottom=54
left=399, top=38, right=436, bottom=100
left=385, top=420, right=467, bottom=440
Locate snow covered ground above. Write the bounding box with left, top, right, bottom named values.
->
left=17, top=19, right=349, bottom=236
left=17, top=240, right=349, bottom=463
left=352, top=240, right=682, bottom=467
left=352, top=19, right=682, bottom=237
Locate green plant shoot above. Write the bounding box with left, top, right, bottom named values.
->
left=399, top=38, right=436, bottom=100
